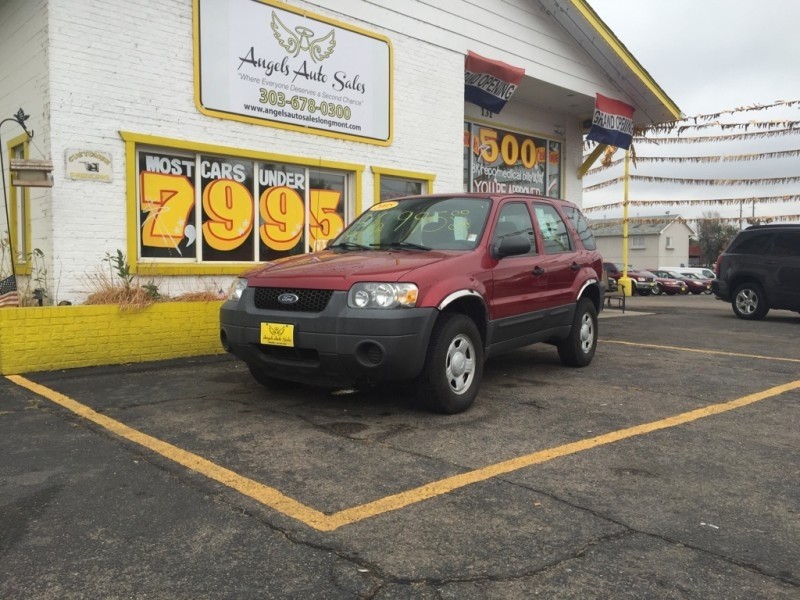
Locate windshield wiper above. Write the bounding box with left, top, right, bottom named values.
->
left=385, top=241, right=431, bottom=251
left=328, top=241, right=372, bottom=251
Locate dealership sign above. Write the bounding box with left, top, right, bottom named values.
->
left=195, top=0, right=392, bottom=144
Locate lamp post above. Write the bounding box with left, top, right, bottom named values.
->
left=1, top=108, right=35, bottom=283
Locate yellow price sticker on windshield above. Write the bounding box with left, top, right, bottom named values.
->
left=371, top=201, right=397, bottom=211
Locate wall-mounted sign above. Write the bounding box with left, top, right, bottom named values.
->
left=65, top=149, right=112, bottom=182
left=195, top=0, right=392, bottom=145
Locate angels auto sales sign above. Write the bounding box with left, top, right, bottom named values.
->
left=195, top=0, right=392, bottom=145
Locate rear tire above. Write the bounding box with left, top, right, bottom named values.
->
left=557, top=298, right=598, bottom=367
left=732, top=282, right=769, bottom=320
left=418, top=313, right=484, bottom=414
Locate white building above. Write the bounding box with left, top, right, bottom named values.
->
left=590, top=215, right=696, bottom=270
left=0, top=0, right=680, bottom=304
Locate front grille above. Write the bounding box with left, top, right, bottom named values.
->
left=253, top=287, right=333, bottom=312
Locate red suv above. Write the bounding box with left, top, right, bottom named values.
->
left=220, top=194, right=605, bottom=413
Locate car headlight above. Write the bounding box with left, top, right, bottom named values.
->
left=348, top=283, right=418, bottom=309
left=227, top=278, right=248, bottom=301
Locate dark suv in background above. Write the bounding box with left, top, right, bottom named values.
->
left=712, top=224, right=800, bottom=320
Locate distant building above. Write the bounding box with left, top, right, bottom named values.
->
left=590, top=215, right=695, bottom=269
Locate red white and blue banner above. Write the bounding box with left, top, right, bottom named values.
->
left=586, top=93, right=635, bottom=149
left=464, top=51, right=525, bottom=114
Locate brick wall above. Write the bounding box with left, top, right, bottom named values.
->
left=0, top=301, right=225, bottom=375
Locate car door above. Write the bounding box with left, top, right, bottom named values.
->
left=531, top=202, right=581, bottom=308
left=770, top=231, right=800, bottom=307
left=489, top=201, right=548, bottom=344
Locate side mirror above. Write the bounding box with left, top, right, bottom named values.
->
left=493, top=234, right=531, bottom=259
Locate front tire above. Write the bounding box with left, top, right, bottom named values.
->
left=651, top=283, right=663, bottom=296
left=557, top=298, right=598, bottom=367
left=418, top=313, right=484, bottom=414
left=732, top=282, right=769, bottom=320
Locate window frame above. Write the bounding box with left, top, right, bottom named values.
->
left=121, top=132, right=364, bottom=275
left=371, top=166, right=435, bottom=205
left=7, top=133, right=31, bottom=274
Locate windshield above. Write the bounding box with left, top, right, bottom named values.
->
left=331, top=196, right=491, bottom=251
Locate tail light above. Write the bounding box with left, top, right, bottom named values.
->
left=714, top=255, right=722, bottom=277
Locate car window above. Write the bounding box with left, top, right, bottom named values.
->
left=771, top=232, right=800, bottom=257
left=562, top=205, right=597, bottom=250
left=533, top=203, right=574, bottom=254
left=339, top=196, right=491, bottom=250
left=494, top=203, right=537, bottom=254
left=732, top=232, right=772, bottom=254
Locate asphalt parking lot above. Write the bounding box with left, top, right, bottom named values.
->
left=2, top=293, right=799, bottom=599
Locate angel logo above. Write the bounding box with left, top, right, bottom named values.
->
left=268, top=324, right=287, bottom=336
left=271, top=12, right=335, bottom=62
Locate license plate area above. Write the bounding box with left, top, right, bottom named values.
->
left=260, top=322, right=295, bottom=347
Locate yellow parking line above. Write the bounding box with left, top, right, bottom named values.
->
left=604, top=340, right=800, bottom=363
left=8, top=374, right=800, bottom=532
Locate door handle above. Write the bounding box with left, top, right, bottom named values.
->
left=532, top=266, right=545, bottom=276
left=570, top=262, right=580, bottom=271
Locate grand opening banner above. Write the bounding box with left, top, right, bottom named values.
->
left=195, top=0, right=392, bottom=144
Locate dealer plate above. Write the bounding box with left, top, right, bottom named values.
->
left=260, top=322, right=294, bottom=347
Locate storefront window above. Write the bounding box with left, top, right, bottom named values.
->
left=379, top=176, right=424, bottom=201
left=463, top=122, right=562, bottom=198
left=134, top=145, right=352, bottom=266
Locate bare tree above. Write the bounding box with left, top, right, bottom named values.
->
left=696, top=212, right=739, bottom=265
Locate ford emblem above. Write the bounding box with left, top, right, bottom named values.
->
left=277, top=293, right=300, bottom=305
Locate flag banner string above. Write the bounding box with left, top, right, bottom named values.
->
left=585, top=148, right=800, bottom=174
left=589, top=214, right=800, bottom=225
left=636, top=99, right=800, bottom=133
left=634, top=127, right=799, bottom=144
left=584, top=174, right=800, bottom=193
left=583, top=194, right=800, bottom=212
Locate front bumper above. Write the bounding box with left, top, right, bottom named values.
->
left=220, top=289, right=439, bottom=387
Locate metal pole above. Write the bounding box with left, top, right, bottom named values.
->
left=619, top=149, right=632, bottom=296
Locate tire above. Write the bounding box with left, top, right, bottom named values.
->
left=557, top=298, right=598, bottom=367
left=248, top=364, right=290, bottom=389
left=651, top=283, right=663, bottom=296
left=418, top=313, right=484, bottom=414
left=732, top=282, right=769, bottom=320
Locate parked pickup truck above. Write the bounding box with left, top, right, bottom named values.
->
left=603, top=262, right=657, bottom=295
left=220, top=193, right=605, bottom=414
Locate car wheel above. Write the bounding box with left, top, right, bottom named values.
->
left=732, top=282, right=769, bottom=320
left=557, top=298, right=597, bottom=367
left=248, top=364, right=290, bottom=388
left=651, top=283, right=663, bottom=296
left=418, top=313, right=484, bottom=414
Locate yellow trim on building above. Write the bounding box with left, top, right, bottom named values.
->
left=570, top=0, right=683, bottom=121
left=370, top=166, right=436, bottom=206
left=6, top=133, right=31, bottom=275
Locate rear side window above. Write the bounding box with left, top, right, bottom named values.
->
left=732, top=232, right=772, bottom=255
left=563, top=206, right=597, bottom=250
left=771, top=231, right=800, bottom=257
left=534, top=203, right=574, bottom=254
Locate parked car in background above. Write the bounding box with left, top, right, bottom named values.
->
left=643, top=270, right=689, bottom=296
left=221, top=193, right=605, bottom=414
left=712, top=224, right=800, bottom=320
left=680, top=273, right=714, bottom=294
left=660, top=266, right=716, bottom=279
left=603, top=262, right=656, bottom=295
left=651, top=269, right=711, bottom=295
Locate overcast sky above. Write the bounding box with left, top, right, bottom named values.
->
left=583, top=0, right=800, bottom=224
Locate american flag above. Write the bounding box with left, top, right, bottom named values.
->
left=0, top=275, right=19, bottom=308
